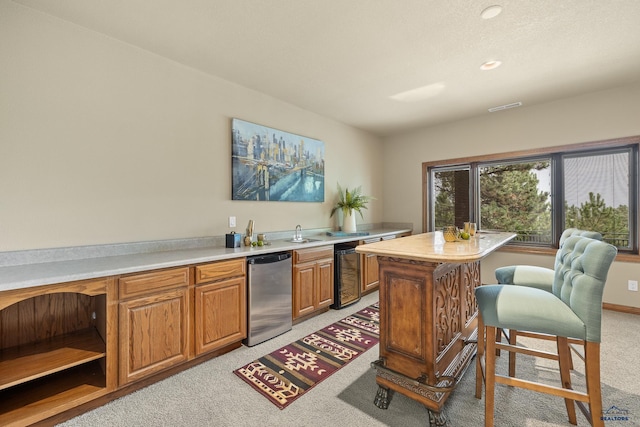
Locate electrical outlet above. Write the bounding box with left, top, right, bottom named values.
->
left=228, top=216, right=236, bottom=228
left=628, top=280, right=638, bottom=292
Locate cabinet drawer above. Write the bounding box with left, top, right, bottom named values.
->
left=195, top=258, right=246, bottom=284
left=293, top=246, right=334, bottom=264
left=119, top=267, right=189, bottom=299
left=359, top=237, right=382, bottom=245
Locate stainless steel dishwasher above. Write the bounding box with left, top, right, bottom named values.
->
left=244, top=252, right=292, bottom=347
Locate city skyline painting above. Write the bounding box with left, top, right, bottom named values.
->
left=231, top=118, right=325, bottom=202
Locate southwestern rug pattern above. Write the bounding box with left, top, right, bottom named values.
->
left=233, top=302, right=380, bottom=409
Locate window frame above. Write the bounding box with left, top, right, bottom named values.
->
left=422, top=135, right=640, bottom=262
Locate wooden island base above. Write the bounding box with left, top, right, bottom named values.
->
left=355, top=232, right=515, bottom=427
left=371, top=332, right=477, bottom=426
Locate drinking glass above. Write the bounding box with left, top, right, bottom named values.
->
left=442, top=226, right=459, bottom=242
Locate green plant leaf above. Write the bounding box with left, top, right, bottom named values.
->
left=330, top=183, right=374, bottom=219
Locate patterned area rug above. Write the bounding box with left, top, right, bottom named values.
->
left=233, top=302, right=380, bottom=409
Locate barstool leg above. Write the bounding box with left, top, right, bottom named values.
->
left=585, top=342, right=604, bottom=427
left=508, top=328, right=517, bottom=377
left=557, top=336, right=577, bottom=424
left=485, top=325, right=497, bottom=427
left=475, top=315, right=485, bottom=399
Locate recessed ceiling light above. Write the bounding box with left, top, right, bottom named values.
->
left=481, top=5, right=503, bottom=19
left=389, top=82, right=446, bottom=102
left=480, top=60, right=502, bottom=71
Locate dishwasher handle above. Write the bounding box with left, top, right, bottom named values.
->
left=247, top=252, right=292, bottom=265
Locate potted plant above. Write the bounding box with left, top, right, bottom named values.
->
left=330, top=183, right=373, bottom=233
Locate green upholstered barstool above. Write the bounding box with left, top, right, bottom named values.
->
left=495, top=228, right=602, bottom=292
left=475, top=236, right=617, bottom=427
left=493, top=228, right=602, bottom=374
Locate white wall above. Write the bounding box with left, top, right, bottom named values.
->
left=0, top=2, right=384, bottom=251
left=382, top=81, right=640, bottom=308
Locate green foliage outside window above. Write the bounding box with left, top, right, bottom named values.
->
left=479, top=162, right=551, bottom=243
left=565, top=192, right=630, bottom=247
left=431, top=154, right=632, bottom=249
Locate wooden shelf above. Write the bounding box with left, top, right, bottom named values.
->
left=0, top=361, right=107, bottom=426
left=0, top=328, right=106, bottom=391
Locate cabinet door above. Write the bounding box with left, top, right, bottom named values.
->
left=360, top=237, right=382, bottom=293
left=119, top=288, right=188, bottom=384
left=194, top=276, right=246, bottom=356
left=293, top=263, right=316, bottom=319
left=362, top=253, right=380, bottom=293
left=316, top=259, right=334, bottom=309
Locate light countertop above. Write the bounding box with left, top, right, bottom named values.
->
left=355, top=231, right=516, bottom=263
left=0, top=226, right=411, bottom=292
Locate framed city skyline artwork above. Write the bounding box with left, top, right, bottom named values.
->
left=231, top=118, right=325, bottom=202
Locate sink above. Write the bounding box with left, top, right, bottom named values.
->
left=285, top=238, right=322, bottom=243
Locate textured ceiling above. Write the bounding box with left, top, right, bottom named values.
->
left=12, top=0, right=640, bottom=136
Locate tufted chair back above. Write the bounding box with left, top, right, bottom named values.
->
left=552, top=236, right=617, bottom=342
left=558, top=228, right=602, bottom=247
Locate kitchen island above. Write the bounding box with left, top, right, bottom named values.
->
left=356, top=231, right=515, bottom=426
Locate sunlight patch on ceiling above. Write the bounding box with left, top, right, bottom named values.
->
left=389, top=82, right=446, bottom=102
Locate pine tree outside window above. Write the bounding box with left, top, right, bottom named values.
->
left=479, top=159, right=551, bottom=245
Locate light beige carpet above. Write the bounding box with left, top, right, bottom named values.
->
left=59, top=292, right=640, bottom=426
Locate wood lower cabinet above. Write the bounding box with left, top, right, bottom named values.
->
left=193, top=258, right=246, bottom=356
left=360, top=237, right=382, bottom=294
left=0, top=232, right=411, bottom=425
left=292, top=246, right=334, bottom=320
left=118, top=267, right=189, bottom=385
left=0, top=277, right=117, bottom=427
left=360, top=232, right=411, bottom=295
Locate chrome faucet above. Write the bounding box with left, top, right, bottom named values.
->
left=295, top=225, right=302, bottom=241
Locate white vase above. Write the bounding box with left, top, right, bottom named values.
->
left=343, top=210, right=357, bottom=233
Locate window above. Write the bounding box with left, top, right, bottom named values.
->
left=563, top=149, right=632, bottom=250
left=432, top=167, right=471, bottom=229
left=424, top=137, right=639, bottom=253
left=479, top=159, right=551, bottom=244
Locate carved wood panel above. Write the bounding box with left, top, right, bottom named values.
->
left=463, top=261, right=481, bottom=327
left=434, top=265, right=461, bottom=356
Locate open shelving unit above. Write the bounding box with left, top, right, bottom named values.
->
left=0, top=278, right=115, bottom=426
left=0, top=329, right=105, bottom=391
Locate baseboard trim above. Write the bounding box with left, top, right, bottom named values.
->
left=603, top=302, right=640, bottom=315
